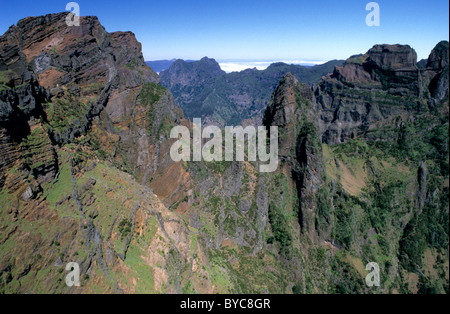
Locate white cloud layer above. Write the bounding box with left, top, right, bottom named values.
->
left=218, top=60, right=327, bottom=73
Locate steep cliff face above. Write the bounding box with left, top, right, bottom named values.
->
left=263, top=74, right=324, bottom=240
left=262, top=42, right=450, bottom=293
left=0, top=12, right=188, bottom=197
left=426, top=41, right=449, bottom=103
left=316, top=43, right=448, bottom=145
left=0, top=13, right=192, bottom=294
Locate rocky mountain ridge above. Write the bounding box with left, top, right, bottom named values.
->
left=316, top=42, right=449, bottom=144
left=0, top=12, right=448, bottom=294
left=0, top=12, right=192, bottom=293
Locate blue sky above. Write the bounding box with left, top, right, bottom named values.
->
left=0, top=0, right=448, bottom=62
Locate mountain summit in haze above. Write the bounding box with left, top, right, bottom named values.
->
left=160, top=57, right=344, bottom=125
left=146, top=59, right=196, bottom=73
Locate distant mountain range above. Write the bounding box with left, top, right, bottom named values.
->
left=160, top=57, right=344, bottom=125
left=147, top=59, right=323, bottom=74
left=146, top=59, right=196, bottom=73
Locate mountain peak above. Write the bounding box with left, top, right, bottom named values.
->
left=280, top=72, right=299, bottom=85
left=332, top=43, right=420, bottom=84
left=200, top=56, right=217, bottom=63
left=198, top=57, right=223, bottom=71
left=427, top=40, right=449, bottom=70
left=367, top=44, right=417, bottom=70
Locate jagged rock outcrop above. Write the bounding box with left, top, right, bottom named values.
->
left=0, top=13, right=192, bottom=294
left=264, top=73, right=324, bottom=240
left=315, top=43, right=449, bottom=144
left=426, top=41, right=449, bottom=103
left=0, top=38, right=53, bottom=193
left=0, top=12, right=169, bottom=190
left=427, top=41, right=449, bottom=70
left=261, top=42, right=449, bottom=262
left=0, top=79, right=49, bottom=126
left=367, top=44, right=418, bottom=71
